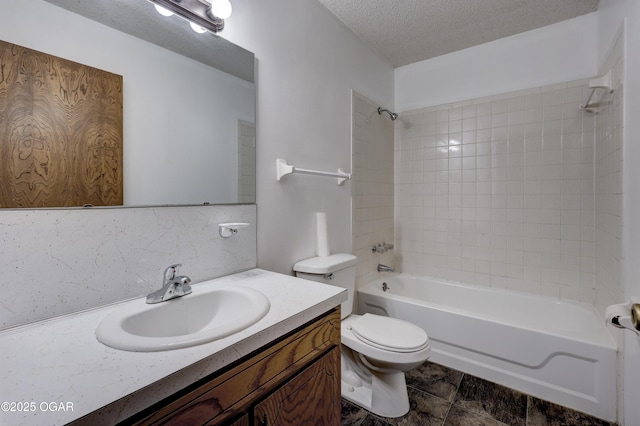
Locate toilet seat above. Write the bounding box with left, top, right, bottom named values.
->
left=348, top=314, right=429, bottom=353
left=341, top=314, right=432, bottom=418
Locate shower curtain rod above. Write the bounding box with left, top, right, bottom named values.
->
left=579, top=70, right=614, bottom=112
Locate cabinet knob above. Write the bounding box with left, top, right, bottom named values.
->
left=260, top=413, right=269, bottom=426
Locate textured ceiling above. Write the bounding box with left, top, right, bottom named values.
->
left=317, top=0, right=599, bottom=67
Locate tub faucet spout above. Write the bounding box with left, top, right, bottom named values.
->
left=377, top=264, right=394, bottom=272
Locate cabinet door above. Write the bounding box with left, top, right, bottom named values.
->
left=229, top=414, right=249, bottom=426
left=253, top=347, right=340, bottom=426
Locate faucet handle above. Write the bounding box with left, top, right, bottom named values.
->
left=163, top=264, right=182, bottom=284
left=173, top=275, right=192, bottom=297
left=175, top=275, right=191, bottom=286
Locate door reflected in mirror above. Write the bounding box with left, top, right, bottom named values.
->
left=0, top=40, right=124, bottom=208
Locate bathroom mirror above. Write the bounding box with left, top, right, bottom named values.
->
left=1, top=0, right=255, bottom=207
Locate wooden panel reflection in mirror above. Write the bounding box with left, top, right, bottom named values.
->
left=0, top=40, right=123, bottom=208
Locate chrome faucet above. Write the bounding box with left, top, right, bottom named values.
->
left=377, top=264, right=395, bottom=272
left=146, top=264, right=192, bottom=304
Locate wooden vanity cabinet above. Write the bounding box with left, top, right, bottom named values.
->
left=252, top=347, right=340, bottom=426
left=127, top=308, right=341, bottom=426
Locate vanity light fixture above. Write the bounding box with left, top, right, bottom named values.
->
left=207, top=0, right=232, bottom=20
left=154, top=4, right=174, bottom=16
left=189, top=22, right=208, bottom=33
left=148, top=0, right=232, bottom=33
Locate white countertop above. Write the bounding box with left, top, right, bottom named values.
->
left=0, top=269, right=346, bottom=426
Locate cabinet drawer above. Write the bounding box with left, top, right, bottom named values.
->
left=133, top=308, right=340, bottom=425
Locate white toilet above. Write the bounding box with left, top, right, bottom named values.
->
left=293, top=253, right=430, bottom=418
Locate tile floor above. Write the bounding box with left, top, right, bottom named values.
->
left=341, top=361, right=615, bottom=426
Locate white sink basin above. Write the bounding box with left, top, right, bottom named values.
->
left=96, top=284, right=270, bottom=352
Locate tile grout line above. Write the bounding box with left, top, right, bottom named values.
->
left=438, top=370, right=465, bottom=425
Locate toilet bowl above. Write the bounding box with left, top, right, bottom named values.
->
left=293, top=254, right=430, bottom=418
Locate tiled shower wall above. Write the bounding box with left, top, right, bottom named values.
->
left=352, top=91, right=395, bottom=289
left=395, top=81, right=599, bottom=302
left=594, top=30, right=624, bottom=315
left=237, top=120, right=257, bottom=203
left=352, top=60, right=624, bottom=310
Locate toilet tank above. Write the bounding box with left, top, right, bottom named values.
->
left=293, top=253, right=357, bottom=319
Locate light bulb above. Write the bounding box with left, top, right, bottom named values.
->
left=189, top=22, right=207, bottom=33
left=154, top=4, right=174, bottom=17
left=207, top=0, right=232, bottom=19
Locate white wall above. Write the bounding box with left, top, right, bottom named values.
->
left=222, top=0, right=394, bottom=274
left=395, top=13, right=599, bottom=112
left=597, top=2, right=640, bottom=425
left=1, top=1, right=254, bottom=205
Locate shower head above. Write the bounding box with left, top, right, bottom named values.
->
left=378, top=107, right=398, bottom=121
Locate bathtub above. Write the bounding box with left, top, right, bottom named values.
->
left=357, top=275, right=617, bottom=422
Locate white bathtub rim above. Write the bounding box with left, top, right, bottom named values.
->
left=361, top=274, right=616, bottom=350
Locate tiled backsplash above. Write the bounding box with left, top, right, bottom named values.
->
left=0, top=204, right=256, bottom=330
left=395, top=81, right=602, bottom=302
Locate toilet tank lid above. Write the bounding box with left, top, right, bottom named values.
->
left=293, top=253, right=357, bottom=274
